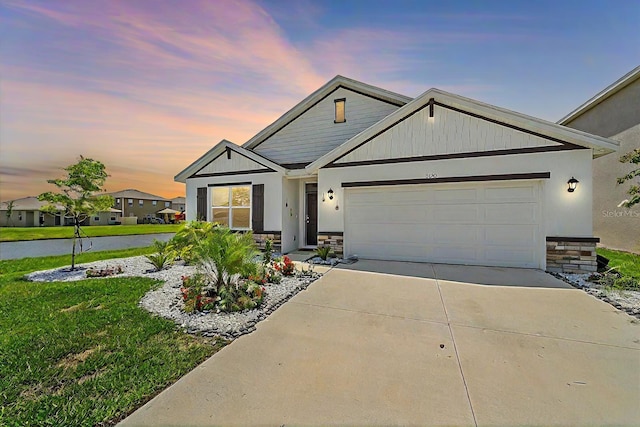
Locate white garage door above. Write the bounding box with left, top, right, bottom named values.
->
left=344, top=181, right=542, bottom=268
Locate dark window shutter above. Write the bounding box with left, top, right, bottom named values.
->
left=196, top=187, right=207, bottom=221
left=252, top=184, right=264, bottom=232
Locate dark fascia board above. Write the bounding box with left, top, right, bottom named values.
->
left=248, top=85, right=408, bottom=151
left=207, top=181, right=252, bottom=187
left=191, top=146, right=277, bottom=178
left=280, top=162, right=310, bottom=170
left=327, top=101, right=583, bottom=168
left=326, top=145, right=582, bottom=169
left=341, top=172, right=551, bottom=188
left=546, top=236, right=600, bottom=243
left=194, top=169, right=275, bottom=179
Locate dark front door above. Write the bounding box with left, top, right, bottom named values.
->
left=305, top=183, right=318, bottom=246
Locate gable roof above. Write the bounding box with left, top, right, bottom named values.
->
left=558, top=66, right=640, bottom=125
left=307, top=88, right=621, bottom=172
left=104, top=189, right=169, bottom=201
left=241, top=75, right=412, bottom=151
left=0, top=196, right=64, bottom=211
left=174, top=139, right=285, bottom=183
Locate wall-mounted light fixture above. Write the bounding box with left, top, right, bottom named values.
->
left=327, top=188, right=334, bottom=200
left=567, top=177, right=579, bottom=193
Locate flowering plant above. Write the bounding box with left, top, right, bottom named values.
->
left=273, top=256, right=295, bottom=276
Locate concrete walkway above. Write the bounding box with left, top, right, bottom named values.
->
left=121, top=261, right=640, bottom=426
left=0, top=233, right=174, bottom=260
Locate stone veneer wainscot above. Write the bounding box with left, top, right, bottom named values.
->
left=317, top=232, right=344, bottom=256
left=252, top=232, right=282, bottom=252
left=546, top=236, right=599, bottom=273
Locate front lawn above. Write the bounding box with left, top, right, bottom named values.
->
left=597, top=248, right=640, bottom=279
left=0, top=224, right=182, bottom=242
left=0, top=248, right=226, bottom=426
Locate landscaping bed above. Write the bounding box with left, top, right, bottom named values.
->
left=28, top=255, right=323, bottom=339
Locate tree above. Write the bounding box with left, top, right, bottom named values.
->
left=5, top=200, right=15, bottom=226
left=617, top=148, right=640, bottom=208
left=38, top=156, right=114, bottom=269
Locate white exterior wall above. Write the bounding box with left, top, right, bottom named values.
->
left=281, top=177, right=300, bottom=253
left=318, top=149, right=593, bottom=238
left=254, top=88, right=401, bottom=164
left=185, top=172, right=284, bottom=231
left=336, top=106, right=562, bottom=164
left=195, top=151, right=269, bottom=175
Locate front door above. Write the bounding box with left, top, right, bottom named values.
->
left=305, top=183, right=318, bottom=246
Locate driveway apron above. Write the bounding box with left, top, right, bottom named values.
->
left=120, top=261, right=640, bottom=426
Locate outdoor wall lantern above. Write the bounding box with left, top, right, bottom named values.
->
left=327, top=188, right=334, bottom=200
left=567, top=177, right=579, bottom=193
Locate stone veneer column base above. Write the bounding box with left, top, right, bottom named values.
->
left=252, top=231, right=282, bottom=252
left=546, top=236, right=599, bottom=273
left=317, top=232, right=344, bottom=256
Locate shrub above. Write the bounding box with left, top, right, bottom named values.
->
left=145, top=239, right=175, bottom=271
left=263, top=238, right=274, bottom=267
left=613, top=276, right=640, bottom=291
left=273, top=255, right=295, bottom=276
left=192, top=227, right=259, bottom=293
left=315, top=246, right=331, bottom=260
left=170, top=221, right=218, bottom=265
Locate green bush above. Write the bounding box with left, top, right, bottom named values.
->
left=145, top=239, right=175, bottom=271
left=170, top=221, right=217, bottom=265
left=315, top=246, right=331, bottom=260
left=613, top=276, right=639, bottom=291
left=192, top=227, right=259, bottom=293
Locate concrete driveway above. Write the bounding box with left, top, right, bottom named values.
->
left=121, top=261, right=640, bottom=426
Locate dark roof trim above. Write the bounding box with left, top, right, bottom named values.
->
left=251, top=85, right=406, bottom=151
left=192, top=169, right=274, bottom=179
left=342, top=172, right=551, bottom=188
left=325, top=145, right=582, bottom=169
left=280, top=162, right=310, bottom=170
left=192, top=146, right=276, bottom=177
left=328, top=100, right=584, bottom=167
left=207, top=181, right=252, bottom=187
left=434, top=101, right=584, bottom=149
left=546, top=236, right=600, bottom=243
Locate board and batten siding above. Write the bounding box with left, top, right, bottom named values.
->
left=254, top=88, right=402, bottom=164
left=195, top=151, right=269, bottom=176
left=335, top=106, right=564, bottom=164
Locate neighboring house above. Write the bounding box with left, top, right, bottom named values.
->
left=88, top=208, right=122, bottom=226
left=0, top=197, right=63, bottom=227
left=176, top=75, right=619, bottom=272
left=558, top=66, right=640, bottom=254
left=104, top=189, right=171, bottom=224
left=171, top=196, right=186, bottom=212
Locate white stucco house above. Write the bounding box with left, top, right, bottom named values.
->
left=175, top=76, right=620, bottom=272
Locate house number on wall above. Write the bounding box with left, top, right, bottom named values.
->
left=426, top=173, right=438, bottom=179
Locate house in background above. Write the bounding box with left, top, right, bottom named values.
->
left=171, top=196, right=186, bottom=212
left=176, top=75, right=619, bottom=272
left=103, top=189, right=171, bottom=224
left=0, top=197, right=63, bottom=227
left=559, top=66, right=640, bottom=254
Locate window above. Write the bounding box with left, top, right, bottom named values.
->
left=139, top=200, right=144, bottom=206
left=165, top=201, right=170, bottom=208
left=334, top=98, right=346, bottom=123
left=211, top=185, right=251, bottom=229
left=94, top=216, right=100, bottom=221
left=128, top=199, right=133, bottom=206
left=152, top=200, right=157, bottom=206
left=116, top=198, right=120, bottom=204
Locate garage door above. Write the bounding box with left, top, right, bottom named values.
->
left=344, top=181, right=542, bottom=268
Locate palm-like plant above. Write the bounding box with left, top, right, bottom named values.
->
left=193, top=227, right=258, bottom=293
left=170, top=221, right=217, bottom=264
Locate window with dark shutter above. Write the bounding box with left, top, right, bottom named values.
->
left=252, top=184, right=264, bottom=232
left=196, top=187, right=207, bottom=221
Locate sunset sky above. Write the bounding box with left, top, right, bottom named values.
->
left=1, top=0, right=638, bottom=202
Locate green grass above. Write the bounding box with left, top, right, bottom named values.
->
left=0, top=248, right=226, bottom=426
left=0, top=224, right=182, bottom=242
left=597, top=248, right=640, bottom=279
